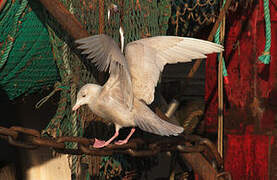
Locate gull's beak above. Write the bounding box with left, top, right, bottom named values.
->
left=72, top=105, right=79, bottom=111
left=72, top=98, right=87, bottom=111
left=72, top=101, right=81, bottom=111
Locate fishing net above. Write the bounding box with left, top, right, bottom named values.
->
left=0, top=0, right=254, bottom=179
left=168, top=0, right=254, bottom=37
left=168, top=0, right=220, bottom=37
left=42, top=0, right=172, bottom=179
left=0, top=0, right=172, bottom=178
left=0, top=0, right=59, bottom=100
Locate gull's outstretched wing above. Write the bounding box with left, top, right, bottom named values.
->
left=75, top=35, right=133, bottom=110
left=125, top=36, right=224, bottom=104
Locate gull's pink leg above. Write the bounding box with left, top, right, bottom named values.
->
left=115, top=128, right=135, bottom=145
left=93, top=131, right=119, bottom=148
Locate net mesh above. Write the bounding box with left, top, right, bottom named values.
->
left=168, top=0, right=220, bottom=37
left=43, top=0, right=173, bottom=136
left=1, top=0, right=252, bottom=178
left=0, top=0, right=59, bottom=100
left=42, top=0, right=172, bottom=178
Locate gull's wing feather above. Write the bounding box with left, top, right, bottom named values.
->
left=125, top=36, right=224, bottom=104
left=75, top=35, right=133, bottom=110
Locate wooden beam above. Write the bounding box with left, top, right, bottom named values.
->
left=36, top=0, right=89, bottom=40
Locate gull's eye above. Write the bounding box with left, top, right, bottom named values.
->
left=82, top=94, right=86, bottom=98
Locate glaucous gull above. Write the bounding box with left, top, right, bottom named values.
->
left=72, top=34, right=223, bottom=148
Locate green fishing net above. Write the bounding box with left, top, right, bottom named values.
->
left=42, top=0, right=172, bottom=179
left=0, top=0, right=237, bottom=179
left=0, top=0, right=59, bottom=100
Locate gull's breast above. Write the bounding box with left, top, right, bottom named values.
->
left=92, top=95, right=136, bottom=127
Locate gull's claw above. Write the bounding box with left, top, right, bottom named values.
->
left=114, top=139, right=128, bottom=145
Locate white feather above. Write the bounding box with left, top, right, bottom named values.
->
left=125, top=36, right=223, bottom=104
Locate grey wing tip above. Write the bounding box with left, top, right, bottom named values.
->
left=167, top=126, right=184, bottom=136
left=75, top=37, right=89, bottom=44
left=212, top=46, right=224, bottom=54
left=163, top=124, right=184, bottom=136
left=174, top=126, right=184, bottom=136
left=219, top=45, right=224, bottom=51
left=75, top=34, right=103, bottom=44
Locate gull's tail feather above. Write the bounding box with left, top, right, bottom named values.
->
left=134, top=102, right=184, bottom=136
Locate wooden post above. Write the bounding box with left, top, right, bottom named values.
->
left=181, top=153, right=220, bottom=180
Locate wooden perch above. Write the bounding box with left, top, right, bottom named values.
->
left=36, top=0, right=89, bottom=40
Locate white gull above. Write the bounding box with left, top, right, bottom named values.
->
left=72, top=34, right=223, bottom=148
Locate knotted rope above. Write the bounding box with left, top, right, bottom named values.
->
left=258, top=0, right=271, bottom=64
left=0, top=0, right=28, bottom=69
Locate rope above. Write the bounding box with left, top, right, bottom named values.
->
left=258, top=0, right=271, bottom=64
left=215, top=24, right=228, bottom=84
left=218, top=53, right=224, bottom=158
left=0, top=0, right=59, bottom=100
left=70, top=83, right=79, bottom=179
left=215, top=0, right=226, bottom=158
left=60, top=39, right=80, bottom=178
left=42, top=22, right=68, bottom=137
left=64, top=2, right=80, bottom=178
left=37, top=0, right=172, bottom=178
left=35, top=82, right=69, bottom=109
left=186, top=0, right=232, bottom=80
left=0, top=0, right=28, bottom=69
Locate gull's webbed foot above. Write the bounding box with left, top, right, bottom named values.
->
left=114, top=128, right=136, bottom=146
left=93, top=138, right=109, bottom=148
left=93, top=131, right=120, bottom=148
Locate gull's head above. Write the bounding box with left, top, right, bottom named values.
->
left=72, top=84, right=102, bottom=111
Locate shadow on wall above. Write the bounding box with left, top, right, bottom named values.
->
left=0, top=87, right=62, bottom=179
